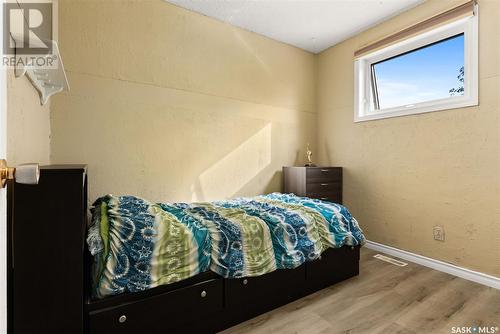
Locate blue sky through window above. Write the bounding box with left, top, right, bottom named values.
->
left=372, top=34, right=464, bottom=110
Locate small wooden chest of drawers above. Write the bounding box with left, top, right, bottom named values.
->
left=283, top=167, right=342, bottom=204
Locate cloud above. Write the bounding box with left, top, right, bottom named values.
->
left=376, top=79, right=445, bottom=109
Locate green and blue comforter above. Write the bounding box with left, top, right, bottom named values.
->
left=87, top=193, right=365, bottom=299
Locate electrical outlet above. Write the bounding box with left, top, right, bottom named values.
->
left=433, top=225, right=445, bottom=241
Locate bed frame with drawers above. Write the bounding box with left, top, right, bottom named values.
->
left=8, top=165, right=360, bottom=334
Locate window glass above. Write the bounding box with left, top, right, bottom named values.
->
left=371, top=34, right=465, bottom=111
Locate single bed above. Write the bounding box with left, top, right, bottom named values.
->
left=9, top=166, right=364, bottom=334
left=87, top=193, right=365, bottom=300
left=86, top=192, right=364, bottom=333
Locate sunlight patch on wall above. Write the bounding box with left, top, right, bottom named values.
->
left=233, top=30, right=273, bottom=76
left=192, top=123, right=272, bottom=201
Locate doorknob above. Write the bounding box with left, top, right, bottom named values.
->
left=0, top=159, right=40, bottom=188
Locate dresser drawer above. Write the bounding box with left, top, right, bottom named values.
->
left=306, top=167, right=342, bottom=183
left=306, top=192, right=342, bottom=204
left=306, top=181, right=341, bottom=194
left=89, top=278, right=223, bottom=334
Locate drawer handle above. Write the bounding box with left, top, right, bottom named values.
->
left=320, top=169, right=329, bottom=173
left=200, top=290, right=207, bottom=298
left=320, top=183, right=328, bottom=186
left=119, top=315, right=127, bottom=323
left=242, top=279, right=248, bottom=285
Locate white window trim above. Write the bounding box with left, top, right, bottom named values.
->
left=354, top=10, right=478, bottom=123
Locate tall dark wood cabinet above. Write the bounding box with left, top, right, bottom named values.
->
left=283, top=166, right=342, bottom=204
left=8, top=165, right=87, bottom=334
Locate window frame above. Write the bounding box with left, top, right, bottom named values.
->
left=354, top=12, right=478, bottom=122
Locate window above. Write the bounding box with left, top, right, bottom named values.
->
left=354, top=12, right=478, bottom=122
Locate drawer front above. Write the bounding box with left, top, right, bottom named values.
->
left=306, top=181, right=341, bottom=194
left=306, top=167, right=342, bottom=183
left=306, top=246, right=360, bottom=293
left=224, top=266, right=306, bottom=325
left=89, top=278, right=223, bottom=334
left=306, top=192, right=342, bottom=204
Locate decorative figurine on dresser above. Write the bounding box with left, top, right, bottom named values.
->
left=283, top=146, right=342, bottom=204
left=305, top=143, right=316, bottom=167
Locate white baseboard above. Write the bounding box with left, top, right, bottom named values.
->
left=365, top=240, right=500, bottom=290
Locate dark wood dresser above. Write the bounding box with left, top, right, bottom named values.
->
left=283, top=167, right=342, bottom=204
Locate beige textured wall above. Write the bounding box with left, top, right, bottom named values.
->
left=7, top=70, right=50, bottom=165
left=50, top=0, right=316, bottom=203
left=317, top=0, right=500, bottom=276
left=49, top=0, right=498, bottom=275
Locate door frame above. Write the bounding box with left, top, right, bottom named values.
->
left=0, top=0, right=7, bottom=332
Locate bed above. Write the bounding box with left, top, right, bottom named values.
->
left=9, top=166, right=364, bottom=334
left=86, top=192, right=364, bottom=333
left=87, top=193, right=365, bottom=300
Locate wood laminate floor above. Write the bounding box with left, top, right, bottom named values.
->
left=221, top=248, right=500, bottom=334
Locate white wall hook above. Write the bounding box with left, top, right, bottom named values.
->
left=12, top=37, right=69, bottom=106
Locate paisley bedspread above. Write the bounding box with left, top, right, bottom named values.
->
left=87, top=193, right=365, bottom=299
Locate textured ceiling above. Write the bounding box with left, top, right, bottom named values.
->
left=166, top=0, right=424, bottom=54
